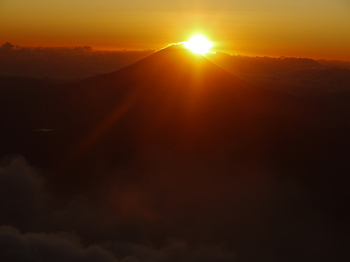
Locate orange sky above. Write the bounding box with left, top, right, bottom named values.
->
left=1, top=0, right=350, bottom=60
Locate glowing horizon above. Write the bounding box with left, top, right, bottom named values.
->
left=0, top=0, right=350, bottom=60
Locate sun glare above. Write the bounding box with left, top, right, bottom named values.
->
left=184, top=35, right=213, bottom=55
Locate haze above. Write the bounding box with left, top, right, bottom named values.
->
left=1, top=0, right=350, bottom=59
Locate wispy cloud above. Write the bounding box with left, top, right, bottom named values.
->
left=32, top=129, right=55, bottom=132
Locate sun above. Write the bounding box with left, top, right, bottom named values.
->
left=184, top=35, right=213, bottom=54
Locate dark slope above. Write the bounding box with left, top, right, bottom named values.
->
left=0, top=45, right=349, bottom=260
left=1, top=45, right=349, bottom=196
left=1, top=44, right=349, bottom=199
left=0, top=45, right=264, bottom=186
left=72, top=44, right=253, bottom=122
left=59, top=46, right=262, bottom=163
left=61, top=46, right=298, bottom=194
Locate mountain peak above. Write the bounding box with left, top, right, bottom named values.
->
left=87, top=43, right=245, bottom=90
left=156, top=43, right=205, bottom=58
left=139, top=43, right=223, bottom=73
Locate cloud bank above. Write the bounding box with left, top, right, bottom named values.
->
left=0, top=42, right=154, bottom=79
left=0, top=225, right=117, bottom=262
left=0, top=155, right=238, bottom=261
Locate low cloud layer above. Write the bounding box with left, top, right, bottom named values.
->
left=2, top=42, right=350, bottom=91
left=0, top=155, right=47, bottom=231
left=0, top=155, right=238, bottom=261
left=1, top=153, right=348, bottom=261
left=207, top=52, right=350, bottom=95
left=0, top=225, right=117, bottom=262
left=0, top=42, right=154, bottom=79
left=104, top=241, right=235, bottom=262
left=0, top=225, right=236, bottom=262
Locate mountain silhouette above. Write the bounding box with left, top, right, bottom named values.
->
left=72, top=44, right=259, bottom=150
left=1, top=44, right=349, bottom=191
left=74, top=44, right=254, bottom=121
left=0, top=44, right=287, bottom=196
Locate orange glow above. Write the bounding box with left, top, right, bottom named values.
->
left=0, top=1, right=349, bottom=60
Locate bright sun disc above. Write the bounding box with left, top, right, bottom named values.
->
left=184, top=35, right=213, bottom=54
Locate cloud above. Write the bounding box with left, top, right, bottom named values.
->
left=103, top=241, right=236, bottom=262
left=0, top=225, right=117, bottom=262
left=0, top=154, right=116, bottom=239
left=0, top=155, right=238, bottom=261
left=0, top=43, right=154, bottom=79
left=1, top=154, right=346, bottom=261
left=0, top=225, right=237, bottom=262
left=0, top=155, right=48, bottom=230
left=207, top=52, right=350, bottom=95
left=2, top=42, right=17, bottom=50
left=31, top=128, right=55, bottom=132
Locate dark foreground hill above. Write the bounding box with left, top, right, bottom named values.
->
left=0, top=45, right=349, bottom=261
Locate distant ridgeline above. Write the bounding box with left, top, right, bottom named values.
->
left=1, top=42, right=350, bottom=93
